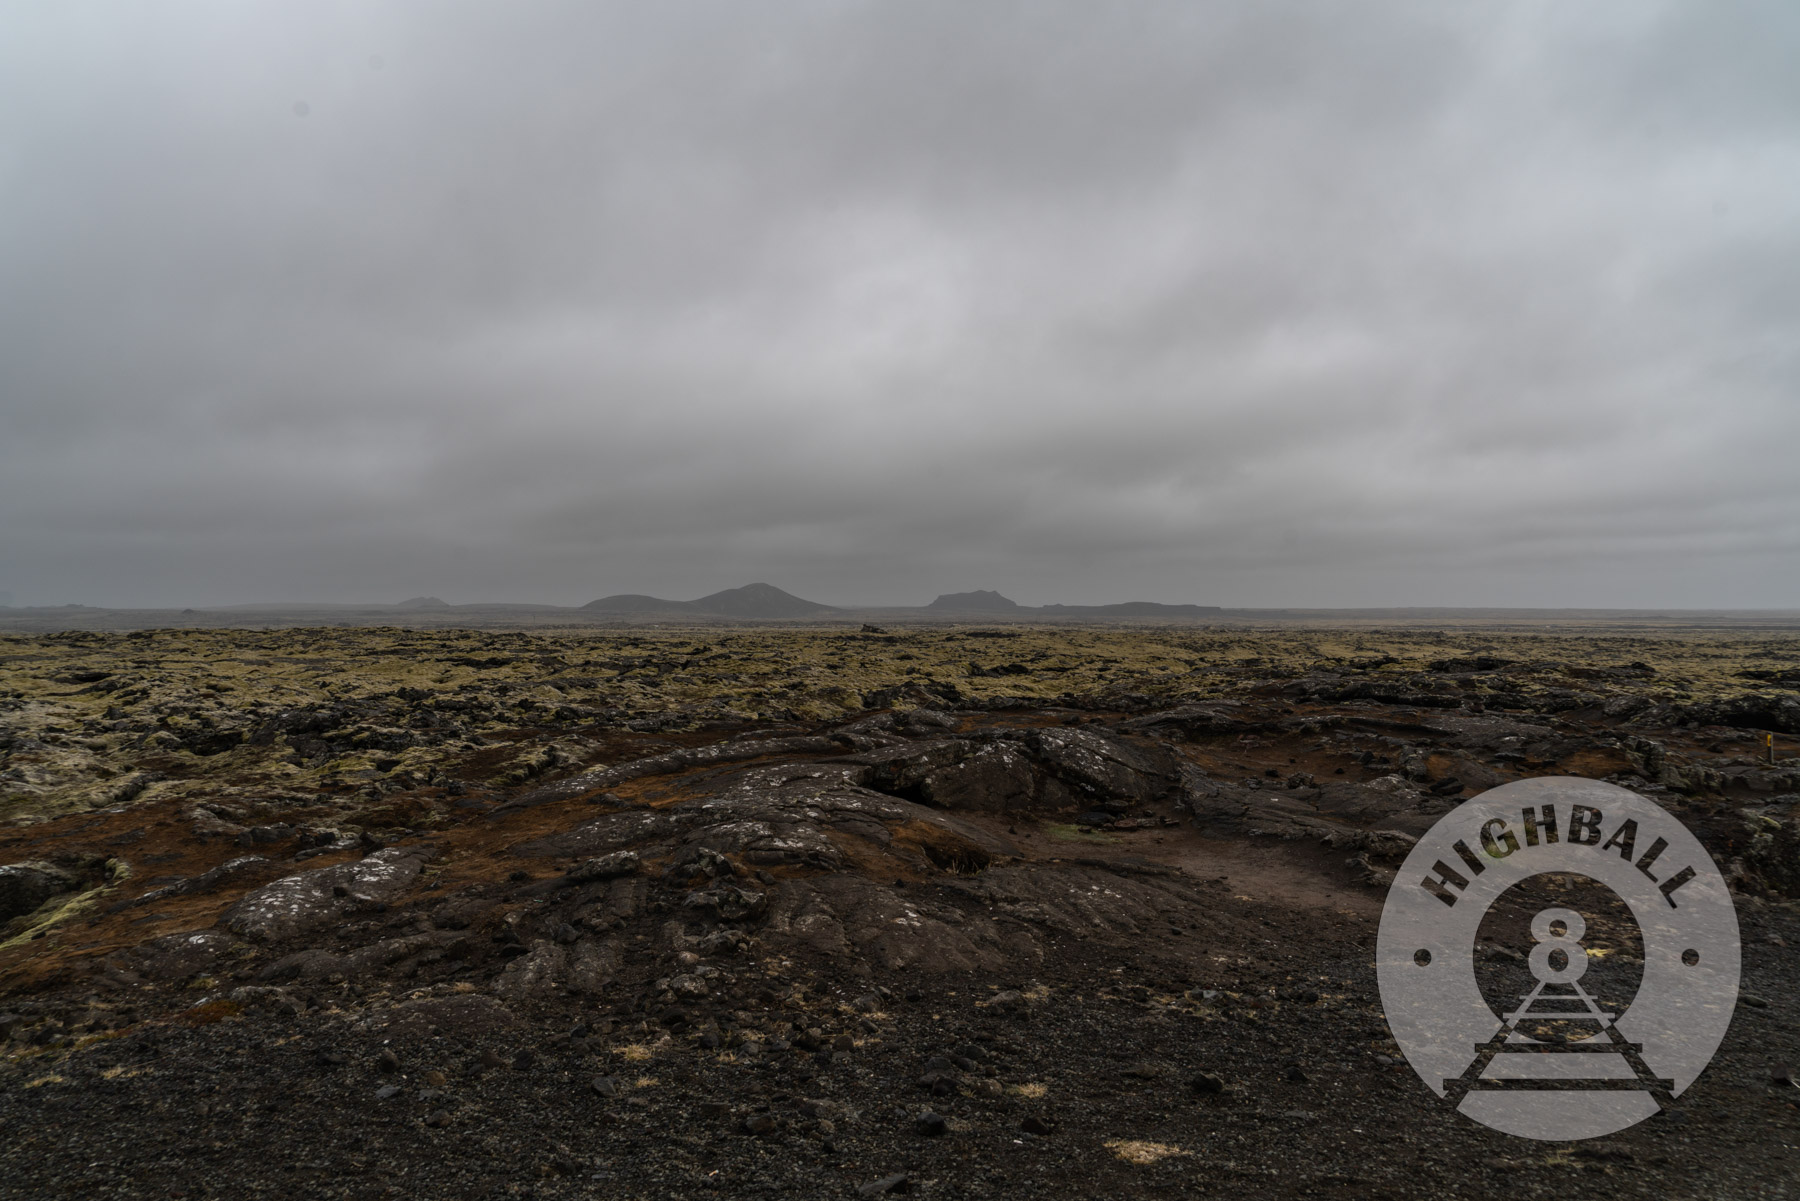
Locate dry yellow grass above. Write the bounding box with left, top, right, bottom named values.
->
left=1106, top=1139, right=1191, bottom=1165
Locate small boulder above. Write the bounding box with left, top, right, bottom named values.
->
left=220, top=847, right=431, bottom=942
left=0, top=863, right=78, bottom=922
left=492, top=942, right=566, bottom=1002
left=567, top=851, right=640, bottom=883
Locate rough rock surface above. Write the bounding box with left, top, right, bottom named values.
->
left=0, top=861, right=77, bottom=921
left=220, top=846, right=434, bottom=942
left=122, top=854, right=269, bottom=909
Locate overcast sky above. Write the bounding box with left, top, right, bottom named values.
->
left=2, top=2, right=1796, bottom=610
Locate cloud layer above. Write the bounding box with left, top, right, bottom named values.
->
left=3, top=1, right=1796, bottom=608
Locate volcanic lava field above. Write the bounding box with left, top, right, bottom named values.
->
left=1, top=623, right=1796, bottom=1199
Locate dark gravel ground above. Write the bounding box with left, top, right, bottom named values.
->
left=2, top=884, right=1793, bottom=1201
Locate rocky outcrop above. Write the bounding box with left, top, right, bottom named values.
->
left=1119, top=704, right=1259, bottom=737
left=220, top=846, right=433, bottom=942
left=1730, top=813, right=1800, bottom=898
left=1682, top=693, right=1800, bottom=734
left=258, top=930, right=468, bottom=983
left=512, top=811, right=687, bottom=860
left=1024, top=727, right=1175, bottom=811
left=757, top=862, right=1232, bottom=975
left=760, top=873, right=1033, bottom=973
left=121, top=855, right=270, bottom=910
left=851, top=725, right=1176, bottom=816
left=564, top=938, right=618, bottom=994
left=486, top=936, right=620, bottom=1001
left=513, top=735, right=856, bottom=807
left=865, top=740, right=1040, bottom=811
left=0, top=862, right=78, bottom=922
left=99, top=930, right=246, bottom=985
left=672, top=767, right=1014, bottom=872
left=492, top=941, right=567, bottom=1001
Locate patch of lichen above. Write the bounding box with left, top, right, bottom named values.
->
left=2, top=625, right=1796, bottom=824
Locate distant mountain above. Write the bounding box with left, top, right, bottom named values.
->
left=690, top=583, right=836, bottom=618
left=581, top=583, right=836, bottom=619
left=397, top=596, right=450, bottom=609
left=1039, top=601, right=1222, bottom=616
left=581, top=593, right=695, bottom=614
left=576, top=584, right=1215, bottom=620
left=927, top=590, right=1021, bottom=612
left=923, top=591, right=1218, bottom=616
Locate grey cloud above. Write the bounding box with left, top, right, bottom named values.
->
left=1, top=1, right=1796, bottom=610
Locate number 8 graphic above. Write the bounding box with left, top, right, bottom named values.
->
left=1528, top=906, right=1588, bottom=986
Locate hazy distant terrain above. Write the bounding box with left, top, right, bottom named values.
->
left=3, top=581, right=1798, bottom=635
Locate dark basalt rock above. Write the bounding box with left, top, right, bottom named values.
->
left=1681, top=693, right=1800, bottom=734
left=0, top=863, right=79, bottom=922
left=220, top=846, right=434, bottom=942
left=100, top=930, right=245, bottom=984
left=512, top=811, right=688, bottom=859
left=1023, top=726, right=1176, bottom=810
left=865, top=740, right=1040, bottom=812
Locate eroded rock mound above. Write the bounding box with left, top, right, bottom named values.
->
left=221, top=846, right=434, bottom=942
left=865, top=740, right=1039, bottom=811
left=0, top=862, right=78, bottom=922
